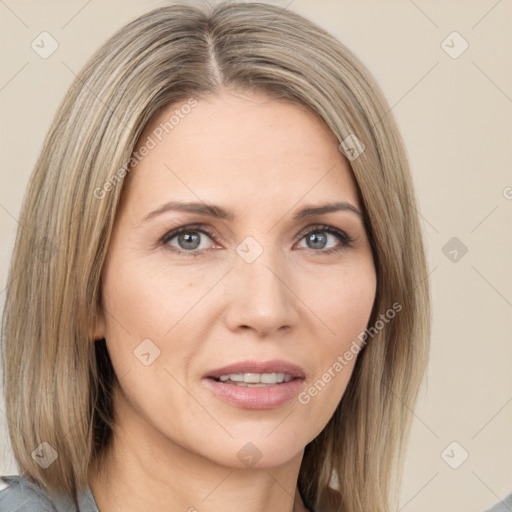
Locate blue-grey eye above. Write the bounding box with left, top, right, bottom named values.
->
left=164, top=228, right=215, bottom=252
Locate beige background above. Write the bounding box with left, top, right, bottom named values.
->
left=1, top=1, right=511, bottom=511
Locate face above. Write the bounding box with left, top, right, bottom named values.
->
left=95, top=88, right=377, bottom=470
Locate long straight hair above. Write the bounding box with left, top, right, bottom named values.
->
left=1, top=3, right=430, bottom=511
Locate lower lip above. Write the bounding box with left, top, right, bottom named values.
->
left=202, top=378, right=305, bottom=410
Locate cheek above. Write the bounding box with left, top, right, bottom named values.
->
left=295, top=260, right=375, bottom=431
left=304, top=256, right=377, bottom=341
left=333, top=271, right=376, bottom=333
left=98, top=258, right=206, bottom=426
left=99, top=254, right=222, bottom=396
left=101, top=253, right=212, bottom=340
left=324, top=262, right=376, bottom=376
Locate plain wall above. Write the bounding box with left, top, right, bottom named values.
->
left=1, top=1, right=511, bottom=511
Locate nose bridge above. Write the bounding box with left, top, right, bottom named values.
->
left=235, top=235, right=288, bottom=300
left=226, top=235, right=297, bottom=333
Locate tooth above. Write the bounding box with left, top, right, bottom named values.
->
left=244, top=373, right=262, bottom=383
left=260, top=373, right=278, bottom=384
left=215, top=372, right=294, bottom=384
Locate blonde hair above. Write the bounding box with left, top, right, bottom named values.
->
left=1, top=2, right=430, bottom=511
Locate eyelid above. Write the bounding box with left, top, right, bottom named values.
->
left=160, top=223, right=216, bottom=245
left=294, top=223, right=354, bottom=249
left=159, top=224, right=219, bottom=258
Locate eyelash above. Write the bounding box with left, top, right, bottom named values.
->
left=160, top=223, right=355, bottom=257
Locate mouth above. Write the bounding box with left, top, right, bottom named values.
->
left=209, top=372, right=296, bottom=387
left=204, top=359, right=306, bottom=380
left=202, top=360, right=306, bottom=409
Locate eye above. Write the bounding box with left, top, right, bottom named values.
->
left=162, top=225, right=217, bottom=255
left=296, top=224, right=354, bottom=253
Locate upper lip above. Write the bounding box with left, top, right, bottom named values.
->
left=204, top=359, right=306, bottom=380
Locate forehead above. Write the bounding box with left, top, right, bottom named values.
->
left=122, top=89, right=359, bottom=216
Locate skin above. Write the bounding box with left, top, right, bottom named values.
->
left=90, top=88, right=377, bottom=512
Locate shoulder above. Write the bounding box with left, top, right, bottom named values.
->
left=0, top=475, right=99, bottom=512
left=0, top=475, right=57, bottom=511
left=483, top=490, right=512, bottom=512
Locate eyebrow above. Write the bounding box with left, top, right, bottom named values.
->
left=142, top=200, right=362, bottom=223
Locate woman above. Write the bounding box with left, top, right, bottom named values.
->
left=1, top=2, right=431, bottom=511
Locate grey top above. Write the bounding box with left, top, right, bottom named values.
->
left=0, top=475, right=99, bottom=512
left=1, top=474, right=511, bottom=511
left=482, top=490, right=512, bottom=512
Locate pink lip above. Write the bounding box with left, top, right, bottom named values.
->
left=204, top=359, right=306, bottom=380
left=202, top=359, right=306, bottom=410
left=202, top=377, right=305, bottom=410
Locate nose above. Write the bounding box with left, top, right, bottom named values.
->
left=224, top=243, right=299, bottom=337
